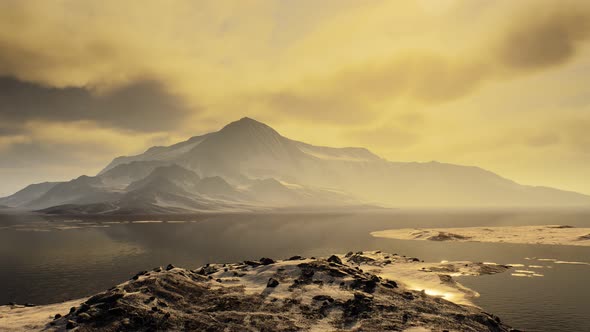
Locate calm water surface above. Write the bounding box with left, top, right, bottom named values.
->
left=1, top=209, right=589, bottom=332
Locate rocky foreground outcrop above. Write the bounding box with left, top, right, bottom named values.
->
left=4, top=252, right=517, bottom=331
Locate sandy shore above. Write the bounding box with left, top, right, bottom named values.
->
left=371, top=225, right=590, bottom=247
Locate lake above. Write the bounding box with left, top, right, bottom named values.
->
left=1, top=209, right=589, bottom=331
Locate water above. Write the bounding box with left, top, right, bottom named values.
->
left=1, top=209, right=589, bottom=331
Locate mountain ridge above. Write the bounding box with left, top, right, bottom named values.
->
left=1, top=117, right=589, bottom=213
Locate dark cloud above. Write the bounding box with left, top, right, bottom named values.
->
left=495, top=3, right=590, bottom=70
left=0, top=125, right=23, bottom=136
left=0, top=76, right=195, bottom=133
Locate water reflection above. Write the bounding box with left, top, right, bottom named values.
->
left=0, top=210, right=589, bottom=331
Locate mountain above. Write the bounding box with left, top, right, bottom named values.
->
left=99, top=134, right=210, bottom=174
left=0, top=182, right=59, bottom=208
left=25, top=176, right=121, bottom=210
left=126, top=164, right=201, bottom=193
left=2, top=117, right=589, bottom=213
left=99, top=160, right=171, bottom=188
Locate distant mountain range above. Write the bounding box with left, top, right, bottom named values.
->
left=1, top=117, right=589, bottom=214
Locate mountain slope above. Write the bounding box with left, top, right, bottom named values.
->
left=126, top=165, right=201, bottom=193
left=99, top=134, right=210, bottom=174
left=26, top=176, right=120, bottom=210
left=100, top=160, right=171, bottom=188
left=0, top=182, right=60, bottom=207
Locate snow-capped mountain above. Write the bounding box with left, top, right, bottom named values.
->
left=1, top=117, right=589, bottom=214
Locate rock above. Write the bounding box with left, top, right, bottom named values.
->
left=267, top=278, right=280, bottom=288
left=327, top=255, right=343, bottom=265
left=135, top=270, right=148, bottom=278
left=66, top=320, right=77, bottom=329
left=347, top=253, right=376, bottom=264
left=402, top=313, right=410, bottom=323
left=54, top=313, right=62, bottom=319
left=259, top=257, right=275, bottom=265
left=288, top=255, right=303, bottom=260
left=345, top=251, right=354, bottom=258
left=382, top=280, right=398, bottom=289
left=350, top=275, right=379, bottom=293
left=244, top=260, right=262, bottom=267
left=7, top=302, right=16, bottom=306
left=17, top=252, right=514, bottom=332
left=312, top=295, right=335, bottom=303
left=76, top=303, right=90, bottom=314
left=24, top=303, right=36, bottom=307
left=166, top=264, right=175, bottom=271
left=76, top=312, right=91, bottom=322
left=402, top=292, right=415, bottom=300
left=343, top=292, right=373, bottom=320
left=439, top=275, right=453, bottom=283
left=107, top=307, right=125, bottom=315
left=301, top=268, right=315, bottom=279
left=197, top=265, right=218, bottom=275
left=86, top=292, right=123, bottom=305
left=69, top=307, right=76, bottom=314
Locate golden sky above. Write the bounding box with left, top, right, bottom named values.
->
left=1, top=0, right=590, bottom=196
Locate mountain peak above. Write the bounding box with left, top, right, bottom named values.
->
left=216, top=117, right=283, bottom=141
left=221, top=117, right=274, bottom=131
left=238, top=116, right=257, bottom=122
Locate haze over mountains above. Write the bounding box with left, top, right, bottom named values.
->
left=1, top=117, right=588, bottom=214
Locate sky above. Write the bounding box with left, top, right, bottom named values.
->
left=1, top=0, right=590, bottom=196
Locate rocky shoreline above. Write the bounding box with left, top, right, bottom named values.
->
left=0, top=251, right=518, bottom=331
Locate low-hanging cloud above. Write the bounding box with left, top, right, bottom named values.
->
left=0, top=77, right=194, bottom=133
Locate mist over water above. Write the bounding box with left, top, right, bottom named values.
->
left=1, top=209, right=589, bottom=331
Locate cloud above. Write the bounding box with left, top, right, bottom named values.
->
left=561, top=117, right=590, bottom=154
left=494, top=2, right=590, bottom=71
left=0, top=77, right=194, bottom=133
left=350, top=125, right=422, bottom=150
left=1, top=0, right=589, bottom=127
left=239, top=0, right=590, bottom=124
left=526, top=133, right=561, bottom=148
left=0, top=0, right=590, bottom=195
left=0, top=120, right=174, bottom=166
